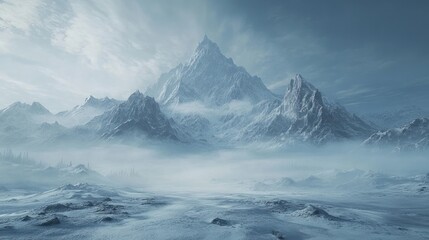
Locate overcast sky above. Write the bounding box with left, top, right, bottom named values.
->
left=0, top=0, right=428, bottom=113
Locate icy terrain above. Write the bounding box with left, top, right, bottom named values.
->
left=0, top=36, right=428, bottom=240
left=0, top=147, right=428, bottom=240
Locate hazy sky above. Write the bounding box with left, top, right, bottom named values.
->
left=0, top=0, right=428, bottom=113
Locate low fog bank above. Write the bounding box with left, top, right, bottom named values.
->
left=5, top=142, right=425, bottom=192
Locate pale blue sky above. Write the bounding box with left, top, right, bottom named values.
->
left=0, top=0, right=428, bottom=113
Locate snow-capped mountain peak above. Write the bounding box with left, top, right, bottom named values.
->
left=240, top=74, right=375, bottom=144
left=289, top=74, right=318, bottom=94
left=30, top=102, right=52, bottom=115
left=187, top=35, right=232, bottom=68
left=87, top=90, right=180, bottom=141
left=83, top=95, right=120, bottom=109
left=147, top=35, right=277, bottom=106
left=127, top=90, right=145, bottom=102
left=2, top=101, right=51, bottom=116
left=56, top=96, right=121, bottom=127
left=111, top=90, right=162, bottom=122
left=280, top=74, right=322, bottom=120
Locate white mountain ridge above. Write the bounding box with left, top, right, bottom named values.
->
left=235, top=74, right=376, bottom=144
left=1, top=36, right=426, bottom=149
left=0, top=102, right=57, bottom=146
left=146, top=36, right=375, bottom=144
left=86, top=91, right=182, bottom=142
left=364, top=118, right=429, bottom=151
left=146, top=35, right=277, bottom=106
left=56, top=96, right=122, bottom=127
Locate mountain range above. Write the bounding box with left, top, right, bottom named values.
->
left=56, top=96, right=122, bottom=127
left=364, top=118, right=429, bottom=151
left=1, top=36, right=427, bottom=150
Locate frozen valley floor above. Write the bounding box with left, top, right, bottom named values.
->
left=0, top=181, right=428, bottom=240
left=1, top=146, right=429, bottom=239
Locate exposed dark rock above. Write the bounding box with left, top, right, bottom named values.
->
left=21, top=215, right=32, bottom=221
left=263, top=199, right=304, bottom=213
left=292, top=205, right=342, bottom=221
left=264, top=200, right=291, bottom=212
left=141, top=198, right=167, bottom=206
left=43, top=203, right=71, bottom=213
left=96, top=203, right=124, bottom=214
left=101, top=216, right=114, bottom=222
left=39, top=217, right=60, bottom=226
left=211, top=218, right=230, bottom=226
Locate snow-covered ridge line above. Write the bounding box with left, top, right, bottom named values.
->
left=0, top=36, right=427, bottom=149
left=364, top=117, right=429, bottom=151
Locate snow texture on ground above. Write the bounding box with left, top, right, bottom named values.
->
left=0, top=179, right=428, bottom=240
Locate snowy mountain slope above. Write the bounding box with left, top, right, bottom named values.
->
left=171, top=114, right=213, bottom=142
left=0, top=37, right=381, bottom=147
left=170, top=74, right=374, bottom=145
left=146, top=36, right=375, bottom=145
left=361, top=105, right=429, bottom=129
left=238, top=75, right=375, bottom=144
left=282, top=75, right=375, bottom=142
left=56, top=96, right=122, bottom=127
left=364, top=118, right=429, bottom=150
left=86, top=91, right=181, bottom=141
left=146, top=35, right=277, bottom=106
left=0, top=102, right=59, bottom=146
left=0, top=101, right=91, bottom=147
left=0, top=102, right=52, bottom=125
